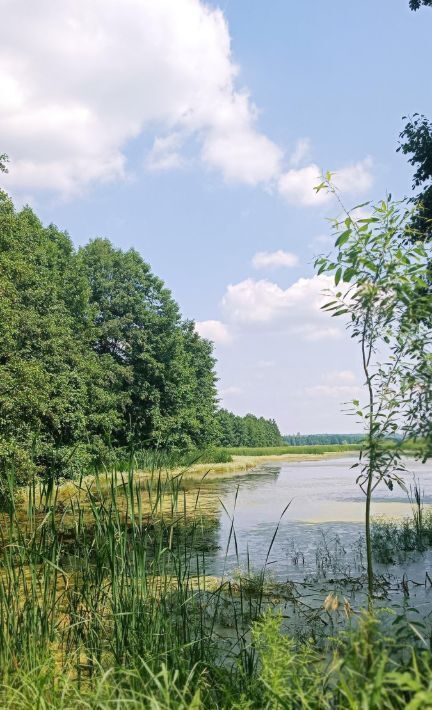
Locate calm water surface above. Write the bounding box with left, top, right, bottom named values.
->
left=201, top=456, right=432, bottom=601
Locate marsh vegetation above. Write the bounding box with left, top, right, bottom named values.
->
left=2, top=459, right=432, bottom=708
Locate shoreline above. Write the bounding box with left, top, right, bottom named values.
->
left=170, top=450, right=357, bottom=479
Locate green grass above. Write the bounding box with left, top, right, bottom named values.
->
left=225, top=444, right=362, bottom=456
left=1, top=464, right=432, bottom=707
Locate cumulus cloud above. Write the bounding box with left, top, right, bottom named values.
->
left=305, top=370, right=361, bottom=398
left=1, top=0, right=281, bottom=196
left=146, top=133, right=186, bottom=172
left=252, top=250, right=299, bottom=269
left=289, top=137, right=311, bottom=167
left=195, top=319, right=232, bottom=344
left=336, top=157, right=374, bottom=193
left=304, top=383, right=362, bottom=398
left=278, top=158, right=373, bottom=207
left=222, top=274, right=336, bottom=324
left=220, top=385, right=242, bottom=396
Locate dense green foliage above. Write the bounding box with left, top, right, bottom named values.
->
left=0, top=190, right=221, bottom=481
left=398, top=113, right=432, bottom=241
left=283, top=433, right=364, bottom=445
left=410, top=0, right=432, bottom=9
left=214, top=409, right=282, bottom=447
left=0, top=189, right=287, bottom=484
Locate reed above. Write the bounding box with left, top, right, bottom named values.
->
left=0, top=462, right=431, bottom=707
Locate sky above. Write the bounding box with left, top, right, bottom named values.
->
left=1, top=0, right=431, bottom=434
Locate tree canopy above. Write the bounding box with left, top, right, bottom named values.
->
left=409, top=0, right=432, bottom=9
left=398, top=114, right=432, bottom=241
left=215, top=410, right=282, bottom=447
left=0, top=188, right=282, bottom=482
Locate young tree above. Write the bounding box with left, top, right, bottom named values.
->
left=315, top=178, right=432, bottom=603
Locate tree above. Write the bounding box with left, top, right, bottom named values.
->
left=409, top=0, right=432, bottom=9
left=214, top=409, right=282, bottom=447
left=0, top=191, right=220, bottom=484
left=0, top=154, right=9, bottom=173
left=398, top=114, right=432, bottom=241
left=0, top=193, right=119, bottom=482
left=78, top=239, right=219, bottom=451
left=315, top=178, right=432, bottom=604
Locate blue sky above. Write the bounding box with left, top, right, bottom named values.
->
left=2, top=0, right=431, bottom=433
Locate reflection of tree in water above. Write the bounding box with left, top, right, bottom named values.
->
left=204, top=466, right=281, bottom=497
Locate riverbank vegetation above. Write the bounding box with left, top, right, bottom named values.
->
left=1, top=465, right=432, bottom=709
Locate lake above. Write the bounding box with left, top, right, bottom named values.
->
left=196, top=455, right=432, bottom=619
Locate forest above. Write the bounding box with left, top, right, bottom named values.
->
left=282, top=433, right=364, bottom=446
left=0, top=188, right=282, bottom=483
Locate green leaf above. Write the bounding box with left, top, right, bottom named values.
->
left=335, top=230, right=351, bottom=248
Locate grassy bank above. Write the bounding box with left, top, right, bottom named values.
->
left=225, top=444, right=361, bottom=457
left=107, top=445, right=360, bottom=480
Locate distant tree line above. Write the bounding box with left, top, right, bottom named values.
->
left=282, top=434, right=364, bottom=446
left=215, top=410, right=282, bottom=447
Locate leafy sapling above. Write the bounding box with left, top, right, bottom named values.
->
left=315, top=174, right=432, bottom=603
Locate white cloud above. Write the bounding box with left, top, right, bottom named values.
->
left=201, top=121, right=282, bottom=185
left=305, top=370, right=361, bottom=398
left=252, top=250, right=299, bottom=269
left=336, top=157, right=373, bottom=194
left=289, top=137, right=311, bottom=167
left=221, top=273, right=347, bottom=342
left=304, top=384, right=362, bottom=398
left=220, top=385, right=242, bottom=396
left=324, top=370, right=357, bottom=384
left=278, top=158, right=374, bottom=207
left=1, top=0, right=281, bottom=196
left=195, top=319, right=232, bottom=344
left=278, top=164, right=328, bottom=206
left=222, top=274, right=336, bottom=325
left=146, top=133, right=185, bottom=172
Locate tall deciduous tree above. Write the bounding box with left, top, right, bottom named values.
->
left=0, top=192, right=119, bottom=481
left=0, top=190, right=221, bottom=482
left=78, top=239, right=219, bottom=451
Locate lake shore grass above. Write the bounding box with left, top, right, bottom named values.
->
left=2, top=460, right=432, bottom=708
